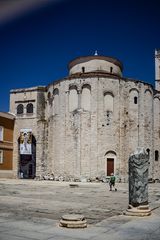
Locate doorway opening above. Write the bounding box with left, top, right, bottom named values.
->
left=18, top=135, right=36, bottom=179
left=107, top=158, right=114, bottom=176
left=105, top=150, right=116, bottom=176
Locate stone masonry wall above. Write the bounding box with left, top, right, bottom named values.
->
left=46, top=76, right=156, bottom=181
left=10, top=88, right=46, bottom=178
left=10, top=76, right=160, bottom=181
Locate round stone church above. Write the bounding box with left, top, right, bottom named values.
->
left=10, top=51, right=160, bottom=181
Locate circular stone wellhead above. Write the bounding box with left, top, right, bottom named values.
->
left=59, top=214, right=87, bottom=228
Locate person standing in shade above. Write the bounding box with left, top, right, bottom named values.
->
left=109, top=173, right=117, bottom=191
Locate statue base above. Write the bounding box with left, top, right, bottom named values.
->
left=125, top=204, right=151, bottom=216
left=59, top=214, right=87, bottom=228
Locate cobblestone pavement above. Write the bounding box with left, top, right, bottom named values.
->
left=0, top=179, right=160, bottom=240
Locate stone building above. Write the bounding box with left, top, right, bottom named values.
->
left=9, top=51, right=160, bottom=181
left=0, top=112, right=15, bottom=178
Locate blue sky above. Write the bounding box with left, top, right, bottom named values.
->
left=0, top=0, right=160, bottom=112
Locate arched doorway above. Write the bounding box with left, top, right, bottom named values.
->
left=105, top=151, right=116, bottom=176
left=18, top=134, right=36, bottom=179
left=107, top=158, right=114, bottom=176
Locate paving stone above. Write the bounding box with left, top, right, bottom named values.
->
left=0, top=233, right=30, bottom=240
left=1, top=229, right=55, bottom=240
left=0, top=180, right=160, bottom=240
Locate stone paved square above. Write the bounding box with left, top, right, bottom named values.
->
left=0, top=179, right=160, bottom=240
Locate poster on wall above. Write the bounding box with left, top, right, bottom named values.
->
left=20, top=129, right=32, bottom=155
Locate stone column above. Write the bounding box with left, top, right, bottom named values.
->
left=126, top=147, right=151, bottom=216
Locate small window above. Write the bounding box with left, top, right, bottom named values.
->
left=17, top=104, right=24, bottom=115
left=82, top=67, right=85, bottom=73
left=155, top=150, right=159, bottom=161
left=0, top=150, right=3, bottom=164
left=110, top=67, right=113, bottom=73
left=26, top=103, right=33, bottom=114
left=134, top=96, right=138, bottom=104
left=0, top=126, right=4, bottom=141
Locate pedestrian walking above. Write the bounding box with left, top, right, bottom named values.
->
left=109, top=173, right=117, bottom=191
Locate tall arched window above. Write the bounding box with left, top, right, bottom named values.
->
left=26, top=103, right=33, bottom=114
left=69, top=86, right=78, bottom=112
left=81, top=84, right=91, bottom=111
left=17, top=104, right=24, bottom=115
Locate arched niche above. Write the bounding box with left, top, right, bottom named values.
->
left=81, top=84, right=91, bottom=111
left=53, top=88, right=59, bottom=115
left=105, top=150, right=117, bottom=176
left=69, top=85, right=78, bottom=112
left=104, top=92, right=114, bottom=112
left=129, top=89, right=139, bottom=106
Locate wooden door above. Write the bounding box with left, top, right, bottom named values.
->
left=107, top=158, right=114, bottom=176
